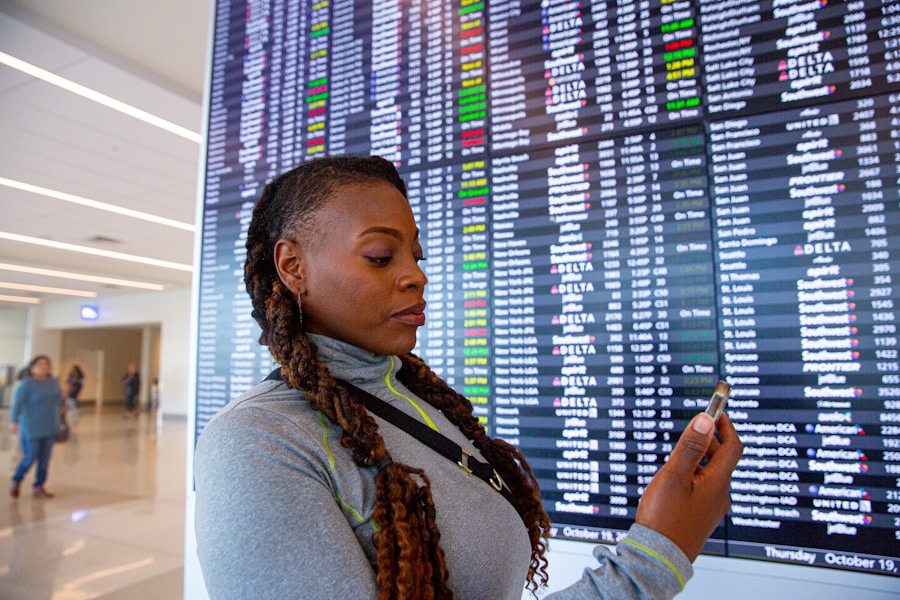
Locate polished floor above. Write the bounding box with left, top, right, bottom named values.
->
left=0, top=406, right=186, bottom=600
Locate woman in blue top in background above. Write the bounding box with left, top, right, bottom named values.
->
left=9, top=355, right=63, bottom=499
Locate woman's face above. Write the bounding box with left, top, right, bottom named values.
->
left=290, top=180, right=428, bottom=356
left=31, top=358, right=51, bottom=379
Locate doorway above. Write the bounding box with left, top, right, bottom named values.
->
left=60, top=325, right=160, bottom=410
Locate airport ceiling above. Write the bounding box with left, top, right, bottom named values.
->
left=0, top=1, right=213, bottom=305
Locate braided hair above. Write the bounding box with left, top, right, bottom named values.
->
left=244, top=155, right=550, bottom=598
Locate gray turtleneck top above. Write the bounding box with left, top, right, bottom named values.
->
left=194, top=335, right=692, bottom=599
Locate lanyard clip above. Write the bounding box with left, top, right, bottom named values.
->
left=489, top=469, right=505, bottom=491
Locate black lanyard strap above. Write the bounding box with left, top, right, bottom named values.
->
left=263, top=369, right=521, bottom=516
left=338, top=380, right=521, bottom=516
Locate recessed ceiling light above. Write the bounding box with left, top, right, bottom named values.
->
left=0, top=262, right=165, bottom=291
left=0, top=51, right=202, bottom=143
left=0, top=281, right=97, bottom=298
left=0, top=177, right=195, bottom=232
left=0, top=294, right=40, bottom=304
left=0, top=231, right=193, bottom=272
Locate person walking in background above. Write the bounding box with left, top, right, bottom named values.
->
left=9, top=355, right=64, bottom=499
left=121, top=364, right=140, bottom=419
left=65, top=365, right=84, bottom=407
left=64, top=364, right=84, bottom=429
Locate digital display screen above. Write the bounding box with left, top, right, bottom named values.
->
left=196, top=0, right=900, bottom=577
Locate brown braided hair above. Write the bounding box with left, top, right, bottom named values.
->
left=244, top=155, right=549, bottom=598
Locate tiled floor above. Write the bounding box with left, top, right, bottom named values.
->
left=1, top=406, right=186, bottom=599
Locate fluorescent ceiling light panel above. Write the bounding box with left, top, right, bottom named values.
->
left=0, top=281, right=97, bottom=297
left=0, top=177, right=194, bottom=232
left=0, top=262, right=165, bottom=291
left=0, top=51, right=202, bottom=143
left=0, top=232, right=193, bottom=272
left=0, top=294, right=40, bottom=304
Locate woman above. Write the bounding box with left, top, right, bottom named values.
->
left=65, top=364, right=85, bottom=428
left=194, top=156, right=743, bottom=599
left=65, top=364, right=85, bottom=406
left=9, top=355, right=63, bottom=499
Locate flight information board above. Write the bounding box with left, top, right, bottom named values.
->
left=195, top=0, right=900, bottom=578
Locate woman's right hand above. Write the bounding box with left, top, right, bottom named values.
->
left=634, top=411, right=743, bottom=562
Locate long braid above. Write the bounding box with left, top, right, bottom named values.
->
left=244, top=156, right=452, bottom=599
left=397, top=353, right=551, bottom=595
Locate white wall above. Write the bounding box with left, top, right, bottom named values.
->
left=33, top=287, right=192, bottom=417
left=0, top=305, right=29, bottom=406
left=0, top=305, right=29, bottom=368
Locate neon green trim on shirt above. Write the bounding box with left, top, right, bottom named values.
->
left=316, top=411, right=373, bottom=527
left=384, top=356, right=439, bottom=432
left=619, top=537, right=685, bottom=590
left=319, top=411, right=335, bottom=470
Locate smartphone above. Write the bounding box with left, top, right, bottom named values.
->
left=704, top=381, right=731, bottom=422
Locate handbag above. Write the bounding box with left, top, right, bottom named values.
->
left=55, top=422, right=70, bottom=443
